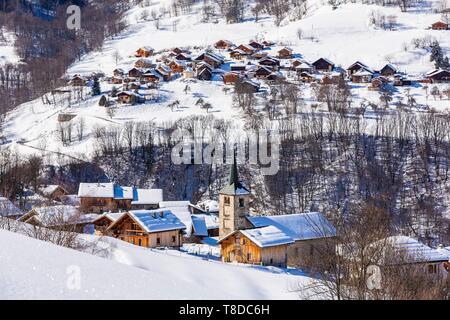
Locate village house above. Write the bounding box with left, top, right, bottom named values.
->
left=266, top=72, right=285, bottom=83
left=175, top=52, right=191, bottom=61
left=351, top=69, right=374, bottom=83
left=298, top=71, right=316, bottom=83
left=117, top=91, right=138, bottom=104
left=380, top=64, right=398, bottom=77
left=347, top=61, right=373, bottom=76
left=262, top=40, right=276, bottom=47
left=77, top=183, right=163, bottom=213
left=191, top=213, right=219, bottom=242
left=183, top=67, right=195, bottom=79
left=255, top=66, right=273, bottom=79
left=238, top=79, right=260, bottom=93
left=0, top=197, right=23, bottom=219
left=431, top=21, right=449, bottom=30
left=237, top=44, right=255, bottom=55
left=248, top=41, right=264, bottom=51
left=196, top=64, right=213, bottom=80
left=218, top=160, right=336, bottom=268
left=230, top=64, right=247, bottom=73
left=427, top=69, right=450, bottom=83
left=156, top=64, right=173, bottom=81
left=214, top=39, right=234, bottom=50
left=229, top=49, right=246, bottom=60
left=312, top=58, right=335, bottom=72
left=128, top=67, right=143, bottom=78
left=251, top=51, right=268, bottom=60
left=111, top=76, right=123, bottom=84
left=258, top=57, right=280, bottom=69
left=194, top=52, right=224, bottom=68
left=70, top=75, right=86, bottom=87
left=134, top=58, right=154, bottom=69
left=142, top=70, right=163, bottom=83
left=135, top=46, right=154, bottom=57
left=369, top=76, right=389, bottom=91
left=92, top=212, right=124, bottom=235
left=106, top=209, right=186, bottom=248
left=168, top=59, right=187, bottom=73
left=278, top=47, right=293, bottom=59
left=113, top=68, right=125, bottom=77
left=40, top=185, right=69, bottom=202
left=222, top=72, right=241, bottom=84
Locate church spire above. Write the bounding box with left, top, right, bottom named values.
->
left=220, top=152, right=249, bottom=195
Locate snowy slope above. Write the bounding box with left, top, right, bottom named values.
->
left=0, top=229, right=311, bottom=299
left=2, top=0, right=450, bottom=160
left=0, top=29, right=18, bottom=65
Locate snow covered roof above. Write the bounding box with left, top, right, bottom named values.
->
left=437, top=246, right=450, bottom=261
left=93, top=212, right=124, bottom=223
left=192, top=213, right=219, bottom=230
left=78, top=183, right=114, bottom=198
left=197, top=199, right=219, bottom=213
left=241, top=226, right=294, bottom=248
left=40, top=185, right=66, bottom=197
left=125, top=209, right=186, bottom=233
left=114, top=185, right=133, bottom=200
left=353, top=69, right=373, bottom=76
left=22, top=205, right=96, bottom=226
left=247, top=212, right=336, bottom=241
left=159, top=201, right=192, bottom=236
left=0, top=197, right=22, bottom=217
left=375, top=236, right=449, bottom=264
left=131, top=188, right=163, bottom=205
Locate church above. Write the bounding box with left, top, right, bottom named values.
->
left=218, top=160, right=336, bottom=268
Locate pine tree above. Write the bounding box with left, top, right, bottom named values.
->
left=92, top=77, right=101, bottom=96
left=430, top=41, right=444, bottom=69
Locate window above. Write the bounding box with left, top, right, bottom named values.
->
left=224, top=197, right=230, bottom=205
left=156, top=237, right=161, bottom=245
left=270, top=258, right=273, bottom=264
left=428, top=264, right=438, bottom=274
left=242, top=239, right=246, bottom=245
left=247, top=253, right=252, bottom=261
left=172, top=236, right=176, bottom=243
left=239, top=198, right=245, bottom=208
left=138, top=238, right=142, bottom=246
left=310, top=245, right=315, bottom=256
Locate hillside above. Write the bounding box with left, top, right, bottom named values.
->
left=0, top=229, right=311, bottom=299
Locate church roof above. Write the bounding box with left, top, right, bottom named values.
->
left=219, top=154, right=250, bottom=195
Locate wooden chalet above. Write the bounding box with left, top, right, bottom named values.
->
left=347, top=61, right=373, bottom=75
left=113, top=68, right=125, bottom=77
left=92, top=212, right=124, bottom=235
left=214, top=40, right=234, bottom=50
left=142, top=70, right=163, bottom=83
left=194, top=52, right=224, bottom=68
left=427, top=69, right=450, bottom=83
left=351, top=69, right=374, bottom=83
left=106, top=210, right=186, bottom=248
left=230, top=64, right=247, bottom=73
left=266, top=72, right=285, bottom=83
left=78, top=183, right=163, bottom=213
left=156, top=64, right=173, bottom=81
left=117, top=91, right=137, bottom=104
left=239, top=79, right=260, bottom=93
left=431, top=21, right=448, bottom=30
left=251, top=51, right=269, bottom=60
left=111, top=76, right=123, bottom=84
left=197, top=67, right=213, bottom=80
left=40, top=185, right=69, bottom=201
left=294, top=60, right=314, bottom=73
left=175, top=52, right=191, bottom=61
left=70, top=75, right=86, bottom=87
left=229, top=49, right=246, bottom=60
left=248, top=41, right=264, bottom=51
left=237, top=44, right=255, bottom=55
left=168, top=60, right=186, bottom=73
left=171, top=47, right=184, bottom=55
left=262, top=40, right=276, bottom=47
left=183, top=67, right=195, bottom=79
left=299, top=71, right=316, bottom=83
left=135, top=46, right=154, bottom=58
left=222, top=72, right=240, bottom=85
left=255, top=66, right=273, bottom=79
left=278, top=47, right=293, bottom=59
left=128, top=68, right=143, bottom=78
left=380, top=64, right=398, bottom=77
left=135, top=58, right=154, bottom=69
left=258, top=57, right=280, bottom=69
left=369, top=76, right=389, bottom=91
left=312, top=58, right=335, bottom=72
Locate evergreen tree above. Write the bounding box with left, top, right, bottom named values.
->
left=111, top=86, right=118, bottom=97
left=92, top=77, right=101, bottom=96
left=430, top=41, right=444, bottom=69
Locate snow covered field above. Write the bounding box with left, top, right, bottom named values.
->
left=2, top=0, right=450, bottom=161
left=0, top=229, right=312, bottom=299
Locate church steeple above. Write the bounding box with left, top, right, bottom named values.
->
left=219, top=153, right=250, bottom=196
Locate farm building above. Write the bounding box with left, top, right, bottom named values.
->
left=431, top=21, right=448, bottom=30
left=427, top=69, right=450, bottom=83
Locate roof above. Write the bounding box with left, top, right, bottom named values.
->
left=313, top=57, right=334, bottom=66
left=247, top=212, right=336, bottom=241
left=353, top=69, right=373, bottom=76
left=114, top=185, right=133, bottom=200
left=159, top=201, right=192, bottom=236
left=0, top=197, right=22, bottom=217
left=131, top=188, right=163, bottom=205
left=191, top=215, right=208, bottom=236
left=219, top=154, right=250, bottom=195
left=21, top=205, right=96, bottom=226
left=40, top=185, right=67, bottom=197
left=78, top=183, right=114, bottom=198
left=241, top=226, right=294, bottom=248
left=109, top=209, right=186, bottom=233
left=373, top=236, right=449, bottom=264
left=192, top=213, right=219, bottom=230
left=93, top=212, right=125, bottom=223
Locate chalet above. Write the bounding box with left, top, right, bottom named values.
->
left=175, top=52, right=191, bottom=61
left=92, top=212, right=123, bottom=235
left=40, top=185, right=69, bottom=201
left=266, top=72, right=285, bottom=82
left=347, top=61, right=373, bottom=76
left=135, top=58, right=154, bottom=69
left=229, top=49, right=245, bottom=60
left=238, top=79, right=260, bottom=93
left=214, top=40, right=234, bottom=50
left=251, top=51, right=269, bottom=60
left=237, top=44, right=255, bottom=55
left=197, top=67, right=213, bottom=80
left=171, top=47, right=185, bottom=55
left=427, top=69, right=450, bottom=83
left=312, top=58, right=335, bottom=72
left=127, top=82, right=141, bottom=91
left=258, top=57, right=280, bottom=69
left=142, top=70, right=163, bottom=83
left=278, top=47, right=293, bottom=59
left=248, top=41, right=264, bottom=51
left=255, top=66, right=273, bottom=79
left=0, top=197, right=23, bottom=219
left=218, top=160, right=336, bottom=268
left=369, top=76, right=389, bottom=91
left=106, top=209, right=186, bottom=248
left=380, top=64, right=398, bottom=77
left=70, top=75, right=86, bottom=87
left=111, top=76, right=123, bottom=84
left=128, top=68, right=143, bottom=78
left=298, top=71, right=316, bottom=83
left=262, top=40, right=275, bottom=47
left=117, top=91, right=137, bottom=104
left=222, top=72, right=240, bottom=84
left=194, top=52, right=224, bottom=68
left=156, top=64, right=173, bottom=81
left=295, top=60, right=315, bottom=73
left=78, top=183, right=163, bottom=213
left=431, top=21, right=448, bottom=30
left=351, top=69, right=374, bottom=83
left=135, top=46, right=154, bottom=58
left=168, top=59, right=186, bottom=73
left=191, top=214, right=219, bottom=240
left=183, top=67, right=195, bottom=79
left=113, top=68, right=125, bottom=77
left=19, top=205, right=97, bottom=233
left=230, top=64, right=247, bottom=73
left=393, top=74, right=412, bottom=86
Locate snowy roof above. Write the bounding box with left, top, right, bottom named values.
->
left=437, top=246, right=450, bottom=260
left=131, top=188, right=163, bottom=205
left=191, top=215, right=208, bottom=236
left=93, top=212, right=125, bottom=223
left=247, top=212, right=336, bottom=241
left=125, top=209, right=186, bottom=233
left=353, top=69, right=373, bottom=76
left=241, top=226, right=294, bottom=248
left=373, top=236, right=449, bottom=264
left=0, top=197, right=22, bottom=217
left=114, top=185, right=134, bottom=200
left=159, top=201, right=192, bottom=236
left=22, top=205, right=96, bottom=226
left=40, top=185, right=66, bottom=197
left=192, top=213, right=219, bottom=230
left=78, top=183, right=114, bottom=198
left=197, top=199, right=219, bottom=213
